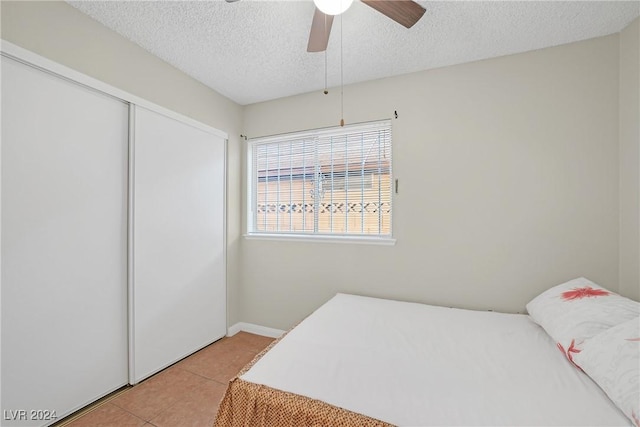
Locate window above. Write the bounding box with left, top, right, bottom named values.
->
left=247, top=120, right=393, bottom=241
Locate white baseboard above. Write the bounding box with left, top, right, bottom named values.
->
left=227, top=322, right=285, bottom=338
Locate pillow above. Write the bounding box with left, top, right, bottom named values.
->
left=572, top=317, right=640, bottom=427
left=526, top=277, right=639, bottom=365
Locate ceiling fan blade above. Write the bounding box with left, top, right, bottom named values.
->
left=307, top=8, right=334, bottom=52
left=361, top=0, right=426, bottom=28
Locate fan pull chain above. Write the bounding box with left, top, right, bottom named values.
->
left=324, top=49, right=328, bottom=95
left=340, top=14, right=344, bottom=127
left=323, top=13, right=329, bottom=95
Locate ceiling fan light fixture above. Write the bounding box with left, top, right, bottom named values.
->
left=313, top=0, right=354, bottom=16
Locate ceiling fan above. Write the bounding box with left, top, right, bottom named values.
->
left=307, top=0, right=426, bottom=52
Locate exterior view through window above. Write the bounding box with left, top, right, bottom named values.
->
left=248, top=120, right=392, bottom=239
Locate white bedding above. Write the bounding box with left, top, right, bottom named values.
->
left=241, top=293, right=631, bottom=426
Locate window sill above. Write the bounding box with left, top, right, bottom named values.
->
left=243, top=233, right=396, bottom=246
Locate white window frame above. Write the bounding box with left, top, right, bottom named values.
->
left=245, top=120, right=395, bottom=245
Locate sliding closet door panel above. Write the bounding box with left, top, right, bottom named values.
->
left=132, top=106, right=226, bottom=383
left=1, top=56, right=129, bottom=426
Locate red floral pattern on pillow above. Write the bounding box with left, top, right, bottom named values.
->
left=571, top=317, right=640, bottom=427
left=561, top=286, right=610, bottom=301
left=557, top=339, right=582, bottom=367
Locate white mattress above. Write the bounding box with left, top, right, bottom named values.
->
left=241, top=293, right=631, bottom=426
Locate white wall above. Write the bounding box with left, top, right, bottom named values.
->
left=0, top=1, right=244, bottom=326
left=619, top=17, right=640, bottom=301
left=2, top=2, right=634, bottom=333
left=241, top=35, right=621, bottom=330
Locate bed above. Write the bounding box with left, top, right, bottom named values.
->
left=214, top=278, right=639, bottom=426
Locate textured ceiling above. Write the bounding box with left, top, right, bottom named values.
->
left=67, top=1, right=639, bottom=106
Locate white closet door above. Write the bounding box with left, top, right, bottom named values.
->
left=1, top=57, right=129, bottom=426
left=131, top=106, right=226, bottom=383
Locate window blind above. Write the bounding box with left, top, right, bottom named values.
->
left=249, top=120, right=392, bottom=238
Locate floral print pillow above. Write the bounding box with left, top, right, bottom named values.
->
left=526, top=278, right=639, bottom=365
left=572, top=317, right=640, bottom=427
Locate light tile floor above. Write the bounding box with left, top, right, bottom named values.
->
left=55, top=332, right=274, bottom=427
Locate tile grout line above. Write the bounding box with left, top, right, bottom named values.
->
left=109, top=397, right=156, bottom=423
left=145, top=393, right=191, bottom=426
left=114, top=366, right=232, bottom=424
left=177, top=365, right=238, bottom=386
